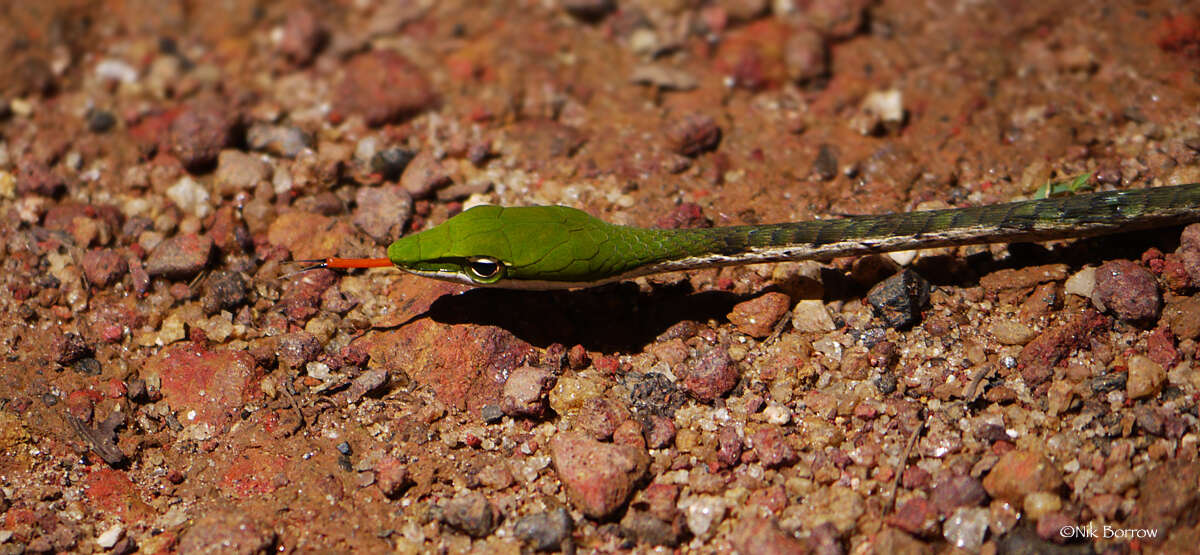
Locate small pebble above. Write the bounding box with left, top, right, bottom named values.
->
left=1092, top=259, right=1161, bottom=325
left=682, top=495, right=727, bottom=538
left=665, top=113, right=721, bottom=157
left=165, top=176, right=212, bottom=218
left=751, top=426, right=796, bottom=468
left=1022, top=491, right=1062, bottom=521
left=16, top=157, right=64, bottom=196
left=87, top=110, right=117, bottom=133
left=982, top=449, right=1064, bottom=504
left=370, top=148, right=416, bottom=181
left=169, top=103, right=237, bottom=171
left=791, top=299, right=836, bottom=332
left=930, top=475, right=988, bottom=514
left=201, top=270, right=248, bottom=314
left=867, top=269, right=930, bottom=328
left=96, top=523, right=124, bottom=549
left=989, top=318, right=1035, bottom=345
left=630, top=64, right=698, bottom=91
left=144, top=233, right=213, bottom=279
left=550, top=432, right=648, bottom=518
left=853, top=89, right=905, bottom=135
left=942, top=507, right=989, bottom=549
left=276, top=331, right=322, bottom=369
left=1035, top=511, right=1075, bottom=544
left=81, top=249, right=128, bottom=288
left=480, top=404, right=504, bottom=423
left=277, top=8, right=325, bottom=64
left=562, top=0, right=615, bottom=20
left=500, top=365, right=556, bottom=418
left=334, top=50, right=435, bottom=126
left=730, top=517, right=809, bottom=554
left=727, top=292, right=790, bottom=338
left=214, top=150, right=271, bottom=196
left=246, top=123, right=312, bottom=157
left=1126, top=354, right=1165, bottom=399
left=1162, top=295, right=1200, bottom=340
left=783, top=26, right=828, bottom=83
left=620, top=509, right=682, bottom=546
left=398, top=150, right=451, bottom=198
left=53, top=332, right=92, bottom=365
left=676, top=344, right=739, bottom=401
left=352, top=186, right=412, bottom=244
left=885, top=497, right=939, bottom=536
left=375, top=456, right=410, bottom=498
left=514, top=509, right=574, bottom=551
left=177, top=512, right=276, bottom=555
left=442, top=490, right=497, bottom=538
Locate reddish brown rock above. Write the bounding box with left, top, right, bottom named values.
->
left=51, top=332, right=91, bottom=365
left=784, top=25, right=829, bottom=83
left=178, top=510, right=276, bottom=554
left=729, top=517, right=808, bottom=555
left=550, top=432, right=648, bottom=518
left=576, top=397, right=631, bottom=440
left=334, top=50, right=435, bottom=126
left=1035, top=512, right=1075, bottom=544
left=146, top=342, right=260, bottom=433
left=375, top=455, right=411, bottom=498
left=353, top=185, right=412, bottom=243
left=676, top=345, right=739, bottom=401
left=276, top=331, right=322, bottom=369
left=981, top=450, right=1064, bottom=504
left=213, top=150, right=271, bottom=196
left=267, top=211, right=361, bottom=262
left=979, top=264, right=1069, bottom=292
left=81, top=249, right=128, bottom=288
left=643, top=414, right=676, bottom=449
left=1129, top=459, right=1200, bottom=534
left=1092, top=259, right=1161, bottom=325
left=665, top=113, right=721, bottom=156
left=145, top=233, right=213, bottom=280
left=751, top=426, right=796, bottom=468
left=398, top=150, right=452, bottom=198
left=16, top=156, right=64, bottom=196
left=275, top=268, right=337, bottom=321
left=1146, top=327, right=1179, bottom=369
left=277, top=8, right=325, bottom=65
left=83, top=468, right=153, bottom=522
left=500, top=365, right=556, bottom=418
left=640, top=483, right=680, bottom=522
left=717, top=425, right=743, bottom=467
left=885, top=497, right=939, bottom=537
left=1017, top=310, right=1108, bottom=386
left=1163, top=295, right=1200, bottom=340
left=728, top=292, right=791, bottom=338
left=442, top=490, right=498, bottom=538
left=873, top=527, right=933, bottom=555
left=613, top=419, right=646, bottom=450
left=930, top=474, right=988, bottom=514
left=219, top=449, right=290, bottom=498
left=169, top=104, right=238, bottom=171
left=354, top=313, right=531, bottom=413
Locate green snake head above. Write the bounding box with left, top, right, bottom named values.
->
left=386, top=204, right=654, bottom=289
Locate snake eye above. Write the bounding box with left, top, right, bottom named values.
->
left=465, top=257, right=504, bottom=283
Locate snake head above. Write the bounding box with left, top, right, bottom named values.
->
left=386, top=205, right=512, bottom=285
left=385, top=204, right=634, bottom=289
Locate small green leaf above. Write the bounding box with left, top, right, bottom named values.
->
left=1034, top=173, right=1093, bottom=199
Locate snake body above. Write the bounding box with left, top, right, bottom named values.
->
left=380, top=183, right=1200, bottom=289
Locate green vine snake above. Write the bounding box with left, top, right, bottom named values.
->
left=307, top=183, right=1200, bottom=290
